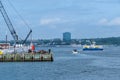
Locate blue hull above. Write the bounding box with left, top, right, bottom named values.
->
left=83, top=48, right=103, bottom=51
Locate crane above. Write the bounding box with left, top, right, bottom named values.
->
left=0, top=1, right=32, bottom=45
left=0, top=1, right=18, bottom=44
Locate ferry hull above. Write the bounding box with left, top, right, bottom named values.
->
left=83, top=48, right=103, bottom=51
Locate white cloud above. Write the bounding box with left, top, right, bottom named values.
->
left=98, top=18, right=108, bottom=25
left=98, top=17, right=120, bottom=26
left=40, top=18, right=61, bottom=25
left=109, top=17, right=120, bottom=25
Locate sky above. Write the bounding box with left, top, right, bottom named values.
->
left=1, top=0, right=120, bottom=40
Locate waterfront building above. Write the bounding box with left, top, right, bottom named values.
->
left=63, top=32, right=71, bottom=44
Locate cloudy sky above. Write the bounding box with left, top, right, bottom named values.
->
left=0, top=0, right=120, bottom=40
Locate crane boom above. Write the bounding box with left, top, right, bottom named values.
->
left=22, top=29, right=32, bottom=44
left=0, top=1, right=18, bottom=44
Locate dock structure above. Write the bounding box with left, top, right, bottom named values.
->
left=0, top=53, right=53, bottom=62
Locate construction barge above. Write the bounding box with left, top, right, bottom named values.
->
left=0, top=41, right=54, bottom=62
left=0, top=43, right=53, bottom=62
left=0, top=52, right=53, bottom=62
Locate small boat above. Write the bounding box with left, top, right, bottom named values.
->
left=72, top=49, right=79, bottom=54
left=83, top=41, right=103, bottom=51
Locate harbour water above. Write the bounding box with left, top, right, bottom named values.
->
left=0, top=45, right=120, bottom=80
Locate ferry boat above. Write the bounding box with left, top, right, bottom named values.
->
left=83, top=41, right=103, bottom=51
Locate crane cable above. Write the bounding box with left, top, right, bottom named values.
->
left=7, top=0, right=32, bottom=43
left=7, top=0, right=31, bottom=30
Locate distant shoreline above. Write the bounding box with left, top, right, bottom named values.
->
left=1, top=36, right=120, bottom=45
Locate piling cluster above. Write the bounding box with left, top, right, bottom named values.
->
left=0, top=49, right=53, bottom=62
